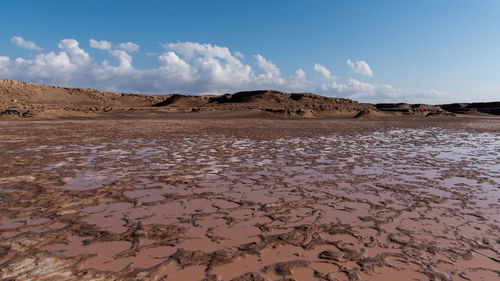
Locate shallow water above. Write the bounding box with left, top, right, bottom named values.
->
left=0, top=121, right=499, bottom=280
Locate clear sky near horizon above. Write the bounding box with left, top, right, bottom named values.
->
left=1, top=0, right=499, bottom=103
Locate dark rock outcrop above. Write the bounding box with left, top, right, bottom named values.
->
left=439, top=102, right=500, bottom=115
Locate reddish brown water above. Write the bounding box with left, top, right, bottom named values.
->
left=0, top=119, right=499, bottom=280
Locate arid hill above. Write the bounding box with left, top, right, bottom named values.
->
left=152, top=91, right=374, bottom=118
left=439, top=102, right=500, bottom=116
left=1, top=79, right=498, bottom=120
left=0, top=79, right=167, bottom=107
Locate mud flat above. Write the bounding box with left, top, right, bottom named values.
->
left=0, top=117, right=499, bottom=280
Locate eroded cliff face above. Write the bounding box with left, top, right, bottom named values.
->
left=439, top=102, right=500, bottom=116
left=0, top=79, right=167, bottom=106
left=1, top=79, right=498, bottom=120
left=0, top=80, right=372, bottom=119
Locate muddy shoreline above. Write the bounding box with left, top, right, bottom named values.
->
left=1, top=117, right=499, bottom=280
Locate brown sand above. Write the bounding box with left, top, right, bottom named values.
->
left=0, top=117, right=499, bottom=280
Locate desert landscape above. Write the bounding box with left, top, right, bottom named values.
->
left=1, top=79, right=499, bottom=121
left=0, top=80, right=499, bottom=280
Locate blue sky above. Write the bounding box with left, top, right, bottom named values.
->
left=1, top=0, right=499, bottom=103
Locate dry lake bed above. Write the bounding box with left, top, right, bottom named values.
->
left=0, top=118, right=499, bottom=281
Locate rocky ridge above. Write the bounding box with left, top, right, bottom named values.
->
left=1, top=79, right=498, bottom=119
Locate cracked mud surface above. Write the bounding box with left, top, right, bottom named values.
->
left=0, top=118, right=499, bottom=280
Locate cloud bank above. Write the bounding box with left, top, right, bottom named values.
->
left=0, top=36, right=448, bottom=103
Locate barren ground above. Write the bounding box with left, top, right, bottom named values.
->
left=0, top=116, right=499, bottom=281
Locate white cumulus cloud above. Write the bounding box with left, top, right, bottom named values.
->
left=0, top=37, right=450, bottom=103
left=156, top=51, right=197, bottom=82
left=319, top=78, right=447, bottom=103
left=2, top=39, right=92, bottom=84
left=58, top=39, right=91, bottom=66
left=0, top=56, right=10, bottom=73
left=10, top=36, right=42, bottom=51
left=314, top=63, right=333, bottom=79
left=90, top=39, right=112, bottom=50
left=158, top=42, right=255, bottom=91
left=117, top=42, right=139, bottom=52
left=27, top=52, right=75, bottom=83
left=254, top=54, right=280, bottom=78
left=347, top=59, right=373, bottom=77
left=287, top=68, right=310, bottom=90
left=109, top=50, right=133, bottom=69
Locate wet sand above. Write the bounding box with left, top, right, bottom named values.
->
left=0, top=117, right=499, bottom=280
